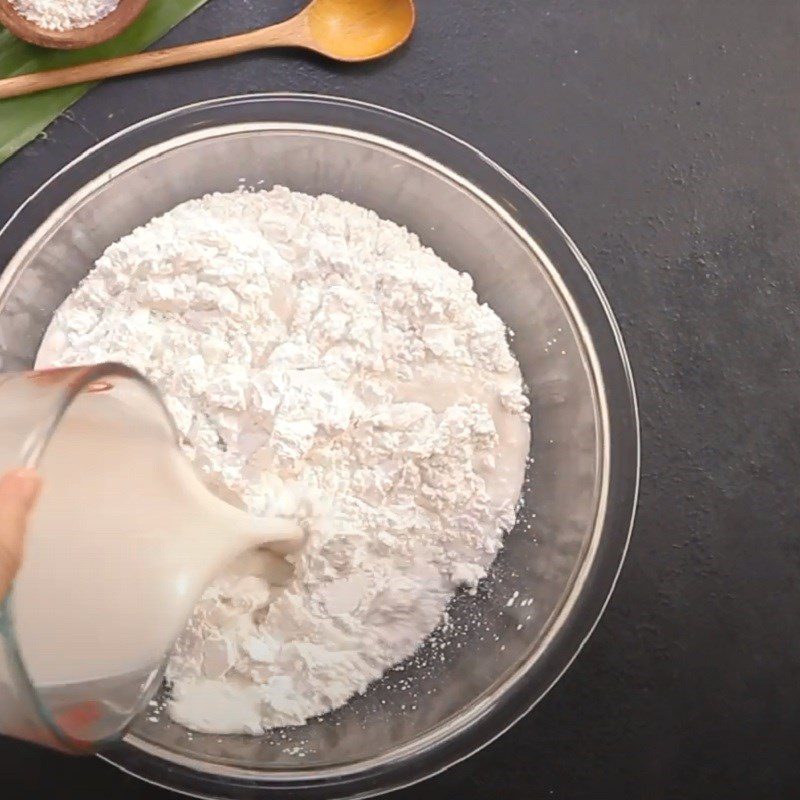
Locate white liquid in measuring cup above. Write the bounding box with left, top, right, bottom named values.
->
left=9, top=385, right=301, bottom=742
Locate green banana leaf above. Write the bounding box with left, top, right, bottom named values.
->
left=0, top=0, right=212, bottom=164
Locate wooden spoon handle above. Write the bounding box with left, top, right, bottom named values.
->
left=0, top=22, right=300, bottom=100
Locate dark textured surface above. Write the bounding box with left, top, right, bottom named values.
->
left=1, top=1, right=799, bottom=798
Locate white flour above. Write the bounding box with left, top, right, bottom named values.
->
left=37, top=187, right=530, bottom=734
left=11, top=0, right=119, bottom=31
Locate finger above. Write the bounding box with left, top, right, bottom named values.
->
left=0, top=469, right=42, bottom=599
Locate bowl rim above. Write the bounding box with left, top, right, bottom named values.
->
left=0, top=93, right=640, bottom=800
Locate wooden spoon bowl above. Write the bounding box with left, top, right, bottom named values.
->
left=0, top=0, right=147, bottom=50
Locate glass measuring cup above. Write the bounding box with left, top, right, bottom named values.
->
left=0, top=363, right=299, bottom=753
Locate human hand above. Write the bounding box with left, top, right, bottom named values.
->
left=0, top=469, right=41, bottom=601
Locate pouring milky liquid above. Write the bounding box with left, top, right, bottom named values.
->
left=0, top=365, right=303, bottom=751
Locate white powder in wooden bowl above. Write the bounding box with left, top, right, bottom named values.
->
left=10, top=0, right=120, bottom=31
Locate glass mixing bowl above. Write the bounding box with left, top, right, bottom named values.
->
left=0, top=95, right=638, bottom=799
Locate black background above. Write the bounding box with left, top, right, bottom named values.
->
left=2, top=1, right=799, bottom=798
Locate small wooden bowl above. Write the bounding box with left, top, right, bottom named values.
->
left=0, top=0, right=147, bottom=50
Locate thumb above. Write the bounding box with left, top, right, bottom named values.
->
left=0, top=469, right=41, bottom=601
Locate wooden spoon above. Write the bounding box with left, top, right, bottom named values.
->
left=0, top=0, right=147, bottom=50
left=0, top=0, right=416, bottom=100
